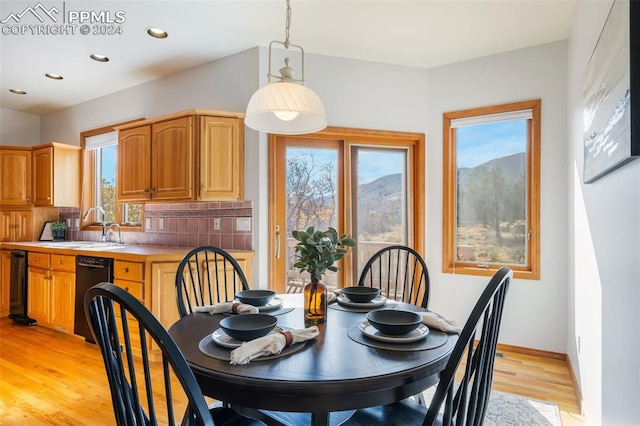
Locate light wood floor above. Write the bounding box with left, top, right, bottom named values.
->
left=0, top=317, right=583, bottom=425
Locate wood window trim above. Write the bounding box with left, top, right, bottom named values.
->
left=80, top=119, right=144, bottom=231
left=268, top=126, right=426, bottom=292
left=442, top=100, right=541, bottom=280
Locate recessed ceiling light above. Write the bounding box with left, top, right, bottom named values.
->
left=147, top=27, right=168, bottom=39
left=45, top=73, right=63, bottom=80
left=90, top=54, right=109, bottom=62
left=9, top=89, right=27, bottom=95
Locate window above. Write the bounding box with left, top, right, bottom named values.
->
left=80, top=121, right=144, bottom=229
left=269, top=129, right=425, bottom=293
left=443, top=99, right=540, bottom=279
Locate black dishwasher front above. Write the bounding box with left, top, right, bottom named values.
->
left=75, top=255, right=113, bottom=343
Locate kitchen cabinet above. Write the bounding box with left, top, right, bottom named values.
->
left=0, top=210, right=32, bottom=242
left=32, top=142, right=81, bottom=207
left=1, top=250, right=10, bottom=316
left=117, top=117, right=194, bottom=201
left=27, top=252, right=75, bottom=332
left=115, top=109, right=244, bottom=202
left=0, top=146, right=32, bottom=206
left=199, top=116, right=244, bottom=200
left=113, top=260, right=145, bottom=357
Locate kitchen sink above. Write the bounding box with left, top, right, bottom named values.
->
left=40, top=241, right=123, bottom=249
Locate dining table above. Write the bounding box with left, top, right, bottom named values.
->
left=168, top=293, right=457, bottom=426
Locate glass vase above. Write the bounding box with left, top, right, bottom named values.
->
left=304, top=279, right=327, bottom=324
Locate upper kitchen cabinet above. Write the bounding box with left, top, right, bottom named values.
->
left=117, top=117, right=194, bottom=201
left=199, top=116, right=244, bottom=201
left=115, top=109, right=244, bottom=203
left=32, top=142, right=81, bottom=207
left=0, top=146, right=32, bottom=206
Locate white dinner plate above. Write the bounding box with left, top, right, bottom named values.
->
left=256, top=296, right=284, bottom=312
left=212, top=325, right=288, bottom=349
left=337, top=294, right=387, bottom=308
left=359, top=321, right=429, bottom=343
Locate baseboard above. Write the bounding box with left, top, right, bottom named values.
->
left=565, top=355, right=584, bottom=415
left=495, top=342, right=566, bottom=361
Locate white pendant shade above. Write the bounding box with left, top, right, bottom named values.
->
left=245, top=81, right=327, bottom=135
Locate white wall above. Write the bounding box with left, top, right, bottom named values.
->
left=567, top=1, right=640, bottom=424
left=39, top=48, right=258, bottom=147
left=0, top=107, right=40, bottom=145
left=425, top=41, right=569, bottom=353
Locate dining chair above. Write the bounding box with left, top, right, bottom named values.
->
left=358, top=245, right=430, bottom=308
left=344, top=267, right=512, bottom=426
left=84, top=282, right=265, bottom=426
left=176, top=246, right=250, bottom=318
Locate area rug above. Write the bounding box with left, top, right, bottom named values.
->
left=420, top=387, right=562, bottom=426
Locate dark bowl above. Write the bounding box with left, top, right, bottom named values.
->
left=219, top=314, right=278, bottom=341
left=235, top=290, right=276, bottom=306
left=366, top=309, right=422, bottom=336
left=341, top=286, right=381, bottom=303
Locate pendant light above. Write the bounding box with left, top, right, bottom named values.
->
left=245, top=0, right=327, bottom=135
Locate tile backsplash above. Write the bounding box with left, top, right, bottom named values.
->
left=58, top=201, right=253, bottom=250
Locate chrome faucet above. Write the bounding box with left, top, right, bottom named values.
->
left=82, top=206, right=108, bottom=242
left=109, top=223, right=124, bottom=245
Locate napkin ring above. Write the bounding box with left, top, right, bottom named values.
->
left=280, top=331, right=293, bottom=347
left=231, top=303, right=241, bottom=314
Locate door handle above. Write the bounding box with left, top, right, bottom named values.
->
left=275, top=225, right=281, bottom=259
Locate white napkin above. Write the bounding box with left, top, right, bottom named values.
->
left=326, top=286, right=342, bottom=304
left=193, top=302, right=259, bottom=315
left=229, top=326, right=320, bottom=365
left=419, top=312, right=462, bottom=334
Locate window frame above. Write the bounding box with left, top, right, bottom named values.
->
left=80, top=119, right=144, bottom=231
left=442, top=99, right=541, bottom=280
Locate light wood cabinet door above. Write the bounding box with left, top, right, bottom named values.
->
left=199, top=116, right=243, bottom=200
left=152, top=117, right=194, bottom=200
left=14, top=211, right=32, bottom=241
left=28, top=267, right=50, bottom=324
left=0, top=210, right=32, bottom=242
left=49, top=270, right=75, bottom=332
left=0, top=148, right=32, bottom=206
left=33, top=147, right=53, bottom=206
left=1, top=250, right=10, bottom=316
left=118, top=125, right=152, bottom=201
left=33, top=143, right=81, bottom=207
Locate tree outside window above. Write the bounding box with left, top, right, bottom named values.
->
left=443, top=100, right=541, bottom=279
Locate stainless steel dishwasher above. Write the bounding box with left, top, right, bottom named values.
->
left=74, top=255, right=113, bottom=343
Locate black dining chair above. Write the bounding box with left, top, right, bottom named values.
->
left=358, top=245, right=430, bottom=308
left=85, top=282, right=265, bottom=426
left=175, top=246, right=250, bottom=318
left=343, top=267, right=512, bottom=426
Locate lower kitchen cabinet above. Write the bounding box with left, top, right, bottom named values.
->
left=27, top=252, right=75, bottom=333
left=1, top=250, right=10, bottom=316
left=113, top=260, right=145, bottom=357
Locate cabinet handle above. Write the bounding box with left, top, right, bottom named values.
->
left=151, top=187, right=156, bottom=193
left=144, top=188, right=150, bottom=193
left=123, top=267, right=129, bottom=273
left=125, top=287, right=129, bottom=292
left=58, top=260, right=63, bottom=264
left=26, top=197, right=30, bottom=202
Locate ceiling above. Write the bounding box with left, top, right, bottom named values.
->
left=0, top=0, right=577, bottom=115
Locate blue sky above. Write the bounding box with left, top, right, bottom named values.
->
left=288, top=147, right=404, bottom=185
left=456, top=120, right=526, bottom=168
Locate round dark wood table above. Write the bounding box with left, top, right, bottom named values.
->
left=168, top=294, right=456, bottom=426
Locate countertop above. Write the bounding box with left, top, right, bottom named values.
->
left=0, top=241, right=254, bottom=262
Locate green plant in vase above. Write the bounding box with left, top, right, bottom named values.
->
left=292, top=227, right=356, bottom=324
left=50, top=220, right=67, bottom=241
